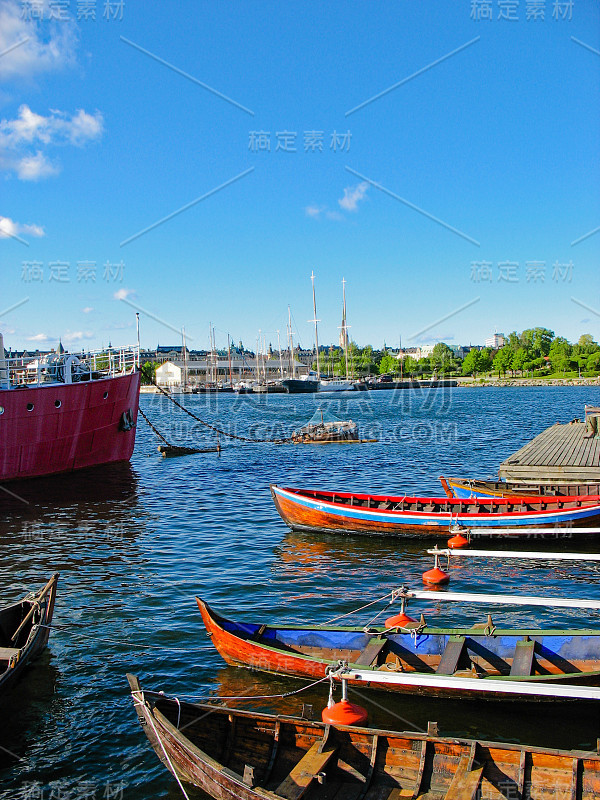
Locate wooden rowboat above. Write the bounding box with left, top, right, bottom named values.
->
left=0, top=573, right=59, bottom=696
left=440, top=476, right=600, bottom=500
left=197, top=597, right=600, bottom=703
left=128, top=673, right=600, bottom=799
left=270, top=484, right=600, bottom=538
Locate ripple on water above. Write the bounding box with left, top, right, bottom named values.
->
left=0, top=386, right=599, bottom=798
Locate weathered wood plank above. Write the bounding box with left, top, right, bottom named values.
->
left=443, top=755, right=485, bottom=800
left=510, top=641, right=535, bottom=677
left=355, top=639, right=387, bottom=668
left=276, top=740, right=338, bottom=800
left=499, top=421, right=600, bottom=482
left=436, top=637, right=466, bottom=675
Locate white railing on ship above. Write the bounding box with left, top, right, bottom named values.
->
left=2, top=345, right=139, bottom=388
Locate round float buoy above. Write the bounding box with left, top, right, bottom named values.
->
left=422, top=566, right=450, bottom=585
left=447, top=532, right=469, bottom=549
left=385, top=611, right=416, bottom=627
left=322, top=678, right=368, bottom=726
left=422, top=550, right=449, bottom=585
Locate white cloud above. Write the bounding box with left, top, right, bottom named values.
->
left=114, top=288, right=135, bottom=301
left=16, top=150, right=58, bottom=180
left=0, top=105, right=104, bottom=148
left=0, top=105, right=104, bottom=180
left=63, top=330, right=94, bottom=343
left=326, top=211, right=344, bottom=221
left=305, top=205, right=324, bottom=218
left=82, top=306, right=94, bottom=314
left=338, top=181, right=369, bottom=212
left=27, top=332, right=51, bottom=342
left=0, top=1, right=78, bottom=83
left=0, top=215, right=45, bottom=238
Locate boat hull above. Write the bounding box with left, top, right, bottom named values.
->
left=128, top=674, right=600, bottom=800
left=442, top=476, right=600, bottom=499
left=270, top=484, right=600, bottom=538
left=281, top=379, right=319, bottom=394
left=197, top=598, right=600, bottom=702
left=0, top=574, right=58, bottom=696
left=0, top=371, right=140, bottom=482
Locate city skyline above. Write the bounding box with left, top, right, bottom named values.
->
left=1, top=1, right=599, bottom=352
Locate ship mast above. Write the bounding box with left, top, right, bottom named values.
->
left=277, top=330, right=284, bottom=379
left=341, top=277, right=349, bottom=380
left=288, top=306, right=296, bottom=379
left=310, top=271, right=321, bottom=381
left=182, top=326, right=188, bottom=390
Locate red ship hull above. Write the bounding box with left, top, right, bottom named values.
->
left=0, top=371, right=140, bottom=482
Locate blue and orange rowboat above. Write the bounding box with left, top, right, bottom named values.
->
left=440, top=476, right=600, bottom=500
left=270, top=484, right=600, bottom=538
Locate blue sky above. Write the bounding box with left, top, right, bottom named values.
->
left=1, top=0, right=599, bottom=353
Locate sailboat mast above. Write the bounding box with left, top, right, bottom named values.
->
left=212, top=326, right=217, bottom=385
left=310, top=271, right=321, bottom=381
left=256, top=332, right=261, bottom=383
left=288, top=306, right=296, bottom=379
left=342, top=278, right=349, bottom=380
left=227, top=333, right=233, bottom=388
left=277, top=330, right=284, bottom=379
left=182, top=326, right=188, bottom=389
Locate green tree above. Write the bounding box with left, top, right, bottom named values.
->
left=462, top=349, right=480, bottom=377
left=478, top=347, right=492, bottom=373
left=511, top=347, right=529, bottom=375
left=493, top=347, right=512, bottom=377
left=379, top=353, right=399, bottom=375
left=403, top=356, right=418, bottom=376
left=548, top=337, right=573, bottom=374
left=140, top=361, right=158, bottom=385
left=431, top=343, right=455, bottom=375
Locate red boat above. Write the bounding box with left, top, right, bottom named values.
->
left=0, top=340, right=140, bottom=482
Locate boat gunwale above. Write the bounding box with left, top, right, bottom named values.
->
left=197, top=598, right=600, bottom=685
left=130, top=675, right=600, bottom=762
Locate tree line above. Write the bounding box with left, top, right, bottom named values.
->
left=312, top=328, right=600, bottom=379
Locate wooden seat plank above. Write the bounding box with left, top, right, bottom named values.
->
left=354, top=638, right=387, bottom=667
left=0, top=647, right=20, bottom=660
left=443, top=755, right=484, bottom=800
left=436, top=637, right=466, bottom=675
left=510, top=640, right=535, bottom=677
left=276, top=740, right=338, bottom=800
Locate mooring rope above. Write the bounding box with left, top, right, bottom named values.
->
left=147, top=377, right=295, bottom=444
left=137, top=406, right=172, bottom=446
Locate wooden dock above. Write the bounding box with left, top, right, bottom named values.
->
left=499, top=408, right=600, bottom=483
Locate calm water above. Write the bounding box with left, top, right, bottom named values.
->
left=1, top=386, right=600, bottom=799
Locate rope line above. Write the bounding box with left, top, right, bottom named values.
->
left=148, top=377, right=295, bottom=443
left=137, top=406, right=172, bottom=446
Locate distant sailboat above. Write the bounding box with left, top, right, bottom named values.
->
left=281, top=304, right=319, bottom=393
left=320, top=277, right=355, bottom=392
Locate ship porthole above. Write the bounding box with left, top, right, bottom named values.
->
left=55, top=400, right=62, bottom=409
left=26, top=403, right=34, bottom=412
left=0, top=407, right=3, bottom=415
left=103, top=391, right=108, bottom=400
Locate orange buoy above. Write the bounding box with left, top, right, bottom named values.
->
left=422, top=566, right=450, bottom=585
left=322, top=698, right=368, bottom=726
left=322, top=678, right=368, bottom=726
left=422, top=550, right=449, bottom=585
left=447, top=532, right=469, bottom=549
left=385, top=611, right=417, bottom=628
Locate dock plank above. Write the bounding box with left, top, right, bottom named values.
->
left=499, top=421, right=600, bottom=482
